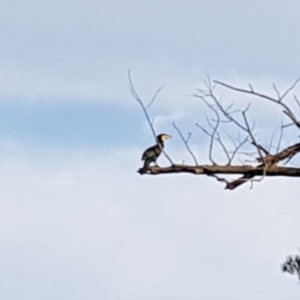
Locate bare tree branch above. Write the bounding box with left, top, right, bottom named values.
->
left=280, top=78, right=300, bottom=101
left=173, top=122, right=198, bottom=165
left=241, top=109, right=266, bottom=166
left=132, top=75, right=300, bottom=190
left=128, top=70, right=173, bottom=165
left=138, top=163, right=300, bottom=188
left=146, top=84, right=166, bottom=109
left=282, top=251, right=300, bottom=281
left=214, top=79, right=300, bottom=130
left=228, top=136, right=249, bottom=165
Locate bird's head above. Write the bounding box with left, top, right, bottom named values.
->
left=157, top=133, right=172, bottom=142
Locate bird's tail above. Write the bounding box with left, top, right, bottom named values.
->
left=141, top=159, right=150, bottom=174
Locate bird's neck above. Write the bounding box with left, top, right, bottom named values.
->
left=157, top=141, right=164, bottom=148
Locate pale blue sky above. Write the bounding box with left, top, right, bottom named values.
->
left=0, top=0, right=300, bottom=299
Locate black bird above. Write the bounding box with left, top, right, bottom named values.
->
left=141, top=133, right=172, bottom=174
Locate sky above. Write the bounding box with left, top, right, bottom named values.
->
left=0, top=0, right=300, bottom=299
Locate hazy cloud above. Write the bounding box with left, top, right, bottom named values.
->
left=0, top=145, right=298, bottom=299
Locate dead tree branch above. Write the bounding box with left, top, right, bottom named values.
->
left=137, top=163, right=300, bottom=189
left=282, top=251, right=300, bottom=281
left=214, top=79, right=300, bottom=130
left=128, top=70, right=173, bottom=165
left=132, top=75, right=300, bottom=190
left=173, top=122, right=198, bottom=165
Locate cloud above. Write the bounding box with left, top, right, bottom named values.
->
left=1, top=0, right=300, bottom=104
left=0, top=144, right=299, bottom=299
left=0, top=66, right=124, bottom=103
left=0, top=0, right=300, bottom=297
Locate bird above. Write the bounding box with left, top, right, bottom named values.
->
left=141, top=133, right=172, bottom=174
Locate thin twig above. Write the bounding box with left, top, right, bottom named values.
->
left=214, top=79, right=300, bottom=130
left=242, top=110, right=266, bottom=166
left=128, top=70, right=173, bottom=165
left=228, top=136, right=249, bottom=165
left=276, top=118, right=284, bottom=153
left=173, top=122, right=198, bottom=165
left=146, top=84, right=166, bottom=109
left=273, top=83, right=281, bottom=100
left=280, top=78, right=300, bottom=101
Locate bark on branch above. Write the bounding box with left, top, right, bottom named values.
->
left=138, top=164, right=300, bottom=190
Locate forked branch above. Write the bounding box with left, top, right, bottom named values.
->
left=128, top=70, right=173, bottom=165
left=132, top=75, right=300, bottom=190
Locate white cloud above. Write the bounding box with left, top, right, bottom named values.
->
left=1, top=0, right=300, bottom=105
left=0, top=144, right=299, bottom=299
left=0, top=65, right=123, bottom=103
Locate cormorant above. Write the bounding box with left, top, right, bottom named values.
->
left=141, top=133, right=172, bottom=174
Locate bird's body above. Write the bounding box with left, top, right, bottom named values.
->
left=141, top=134, right=171, bottom=174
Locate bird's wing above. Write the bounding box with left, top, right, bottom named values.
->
left=141, top=145, right=156, bottom=160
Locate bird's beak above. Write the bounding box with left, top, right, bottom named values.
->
left=166, top=135, right=172, bottom=140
